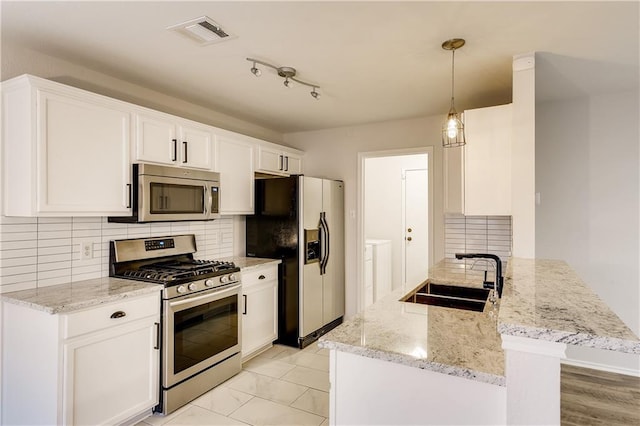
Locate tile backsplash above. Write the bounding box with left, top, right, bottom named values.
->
left=444, top=214, right=512, bottom=267
left=0, top=216, right=234, bottom=293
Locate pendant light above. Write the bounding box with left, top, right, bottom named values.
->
left=441, top=38, right=466, bottom=148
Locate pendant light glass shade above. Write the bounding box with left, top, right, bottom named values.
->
left=441, top=38, right=466, bottom=148
left=442, top=108, right=465, bottom=148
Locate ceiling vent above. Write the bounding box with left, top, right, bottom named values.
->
left=167, top=16, right=236, bottom=46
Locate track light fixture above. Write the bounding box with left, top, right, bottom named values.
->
left=246, top=58, right=321, bottom=99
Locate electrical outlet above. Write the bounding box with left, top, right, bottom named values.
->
left=81, top=241, right=93, bottom=260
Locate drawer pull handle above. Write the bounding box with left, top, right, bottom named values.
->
left=110, top=311, right=126, bottom=319
left=258, top=275, right=266, bottom=280
left=243, top=294, right=247, bottom=315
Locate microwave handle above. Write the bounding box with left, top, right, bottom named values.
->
left=203, top=186, right=208, bottom=214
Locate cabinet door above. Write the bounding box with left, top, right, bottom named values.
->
left=464, top=104, right=512, bottom=215
left=218, top=135, right=254, bottom=214
left=179, top=124, right=214, bottom=170
left=63, top=317, right=159, bottom=426
left=38, top=90, right=131, bottom=215
left=283, top=152, right=303, bottom=174
left=256, top=145, right=285, bottom=174
left=135, top=112, right=177, bottom=165
left=241, top=279, right=277, bottom=359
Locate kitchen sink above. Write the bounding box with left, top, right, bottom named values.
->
left=401, top=282, right=490, bottom=312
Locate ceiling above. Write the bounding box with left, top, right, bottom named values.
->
left=1, top=1, right=638, bottom=134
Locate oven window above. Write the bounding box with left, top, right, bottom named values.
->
left=150, top=182, right=204, bottom=214
left=173, top=294, right=238, bottom=374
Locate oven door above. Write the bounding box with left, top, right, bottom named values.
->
left=163, top=283, right=241, bottom=388
left=139, top=174, right=216, bottom=222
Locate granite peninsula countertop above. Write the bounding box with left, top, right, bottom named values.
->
left=220, top=256, right=281, bottom=270
left=498, top=258, right=640, bottom=354
left=319, top=260, right=506, bottom=386
left=319, top=257, right=640, bottom=385
left=0, top=277, right=161, bottom=314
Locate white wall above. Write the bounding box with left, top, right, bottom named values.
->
left=536, top=89, right=640, bottom=373
left=284, top=115, right=445, bottom=318
left=511, top=54, right=536, bottom=257
left=364, top=154, right=428, bottom=289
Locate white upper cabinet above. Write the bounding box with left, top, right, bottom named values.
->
left=445, top=103, right=513, bottom=216
left=217, top=132, right=254, bottom=214
left=2, top=74, right=303, bottom=218
left=2, top=75, right=132, bottom=217
left=134, top=111, right=215, bottom=170
left=256, top=144, right=303, bottom=176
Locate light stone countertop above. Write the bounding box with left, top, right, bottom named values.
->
left=1, top=257, right=280, bottom=315
left=220, top=256, right=282, bottom=271
left=0, top=277, right=162, bottom=314
left=319, top=260, right=506, bottom=386
left=498, top=258, right=640, bottom=354
left=319, top=257, right=640, bottom=386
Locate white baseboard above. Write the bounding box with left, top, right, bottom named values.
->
left=561, top=358, right=640, bottom=377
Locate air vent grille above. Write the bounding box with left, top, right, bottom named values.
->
left=167, top=16, right=236, bottom=46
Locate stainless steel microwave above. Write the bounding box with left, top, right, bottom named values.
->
left=109, top=163, right=220, bottom=223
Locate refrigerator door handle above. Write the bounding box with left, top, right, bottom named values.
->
left=319, top=212, right=330, bottom=275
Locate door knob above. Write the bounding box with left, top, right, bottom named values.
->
left=407, top=237, right=412, bottom=241
left=407, top=228, right=412, bottom=232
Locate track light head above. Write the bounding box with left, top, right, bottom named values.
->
left=250, top=63, right=261, bottom=76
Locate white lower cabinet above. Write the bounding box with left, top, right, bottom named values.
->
left=1, top=292, right=161, bottom=426
left=241, top=264, right=278, bottom=360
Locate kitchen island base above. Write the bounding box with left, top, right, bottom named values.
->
left=327, top=350, right=506, bottom=425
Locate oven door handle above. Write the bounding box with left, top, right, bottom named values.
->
left=169, top=283, right=241, bottom=310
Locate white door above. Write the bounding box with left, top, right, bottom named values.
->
left=38, top=90, right=131, bottom=215
left=179, top=124, right=214, bottom=170
left=301, top=177, right=324, bottom=337
left=403, top=169, right=429, bottom=288
left=217, top=135, right=254, bottom=214
left=63, top=318, right=159, bottom=425
left=135, top=112, right=177, bottom=164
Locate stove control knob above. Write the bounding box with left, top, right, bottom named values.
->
left=205, top=279, right=215, bottom=287
left=229, top=273, right=238, bottom=282
left=177, top=285, right=187, bottom=294
left=188, top=283, right=197, bottom=291
left=220, top=275, right=229, bottom=284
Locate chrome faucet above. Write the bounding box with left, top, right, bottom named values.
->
left=455, top=253, right=503, bottom=298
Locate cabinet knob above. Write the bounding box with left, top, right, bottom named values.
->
left=110, top=311, right=126, bottom=319
left=258, top=275, right=266, bottom=280
left=407, top=228, right=412, bottom=232
left=407, top=237, right=412, bottom=241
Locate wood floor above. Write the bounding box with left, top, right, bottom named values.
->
left=561, top=364, right=640, bottom=425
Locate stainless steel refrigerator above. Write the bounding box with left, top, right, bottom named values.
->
left=246, top=175, right=345, bottom=348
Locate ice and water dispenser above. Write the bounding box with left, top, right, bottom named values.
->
left=304, top=229, right=320, bottom=264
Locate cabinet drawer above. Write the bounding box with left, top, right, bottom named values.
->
left=241, top=265, right=278, bottom=287
left=64, top=293, right=160, bottom=339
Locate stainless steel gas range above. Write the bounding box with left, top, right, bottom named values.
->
left=109, top=234, right=242, bottom=415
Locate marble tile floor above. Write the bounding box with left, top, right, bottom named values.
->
left=137, top=344, right=639, bottom=426
left=137, top=344, right=330, bottom=426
